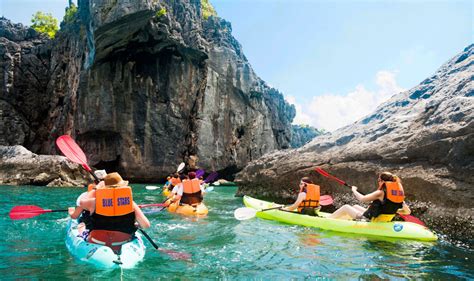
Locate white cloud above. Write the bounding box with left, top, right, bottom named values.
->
left=290, top=70, right=405, bottom=131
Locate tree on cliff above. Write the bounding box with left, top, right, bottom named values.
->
left=31, top=11, right=59, bottom=38
left=201, top=0, right=217, bottom=20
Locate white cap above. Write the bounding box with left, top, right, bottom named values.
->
left=94, top=170, right=107, bottom=179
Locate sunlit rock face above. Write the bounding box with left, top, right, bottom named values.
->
left=0, top=0, right=295, bottom=182
left=236, top=45, right=473, bottom=245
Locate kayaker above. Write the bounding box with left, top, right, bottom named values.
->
left=68, top=170, right=107, bottom=236
left=282, top=177, right=320, bottom=216
left=163, top=176, right=172, bottom=190
left=79, top=172, right=151, bottom=252
left=328, top=172, right=411, bottom=221
left=168, top=173, right=182, bottom=192
left=169, top=171, right=204, bottom=206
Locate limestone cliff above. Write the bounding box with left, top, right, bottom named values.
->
left=236, top=45, right=474, bottom=246
left=290, top=125, right=324, bottom=148
left=0, top=0, right=295, bottom=183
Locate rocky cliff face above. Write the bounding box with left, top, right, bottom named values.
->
left=290, top=125, right=324, bottom=148
left=236, top=45, right=474, bottom=246
left=0, top=0, right=295, bottom=182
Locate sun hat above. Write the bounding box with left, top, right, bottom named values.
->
left=104, top=172, right=129, bottom=187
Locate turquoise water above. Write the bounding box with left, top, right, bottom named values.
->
left=1, top=184, right=472, bottom=279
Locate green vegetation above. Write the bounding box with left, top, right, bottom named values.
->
left=155, top=7, right=167, bottom=18
left=31, top=11, right=59, bottom=38
left=63, top=4, right=78, bottom=23
left=201, top=0, right=217, bottom=20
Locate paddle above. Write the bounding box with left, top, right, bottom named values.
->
left=56, top=135, right=100, bottom=182
left=315, top=167, right=425, bottom=226
left=176, top=162, right=185, bottom=173
left=56, top=135, right=187, bottom=258
left=9, top=203, right=166, bottom=220
left=203, top=172, right=218, bottom=192
left=195, top=169, right=205, bottom=178
left=234, top=195, right=334, bottom=221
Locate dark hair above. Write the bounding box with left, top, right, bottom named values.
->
left=173, top=173, right=179, bottom=178
left=379, top=172, right=395, bottom=182
left=188, top=172, right=196, bottom=179
left=301, top=177, right=313, bottom=184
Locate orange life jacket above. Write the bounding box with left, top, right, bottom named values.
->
left=95, top=186, right=133, bottom=216
left=171, top=177, right=182, bottom=186
left=88, top=184, right=96, bottom=192
left=298, top=183, right=320, bottom=212
left=378, top=177, right=405, bottom=203
left=182, top=178, right=201, bottom=194
left=181, top=178, right=202, bottom=205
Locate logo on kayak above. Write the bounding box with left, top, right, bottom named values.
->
left=393, top=223, right=403, bottom=232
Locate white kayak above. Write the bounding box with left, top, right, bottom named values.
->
left=65, top=220, right=146, bottom=269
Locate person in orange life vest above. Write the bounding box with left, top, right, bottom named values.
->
left=79, top=172, right=150, bottom=248
left=167, top=173, right=182, bottom=192
left=283, top=177, right=321, bottom=216
left=328, top=172, right=411, bottom=220
left=169, top=172, right=204, bottom=206
left=68, top=170, right=107, bottom=236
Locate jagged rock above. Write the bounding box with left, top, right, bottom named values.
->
left=0, top=145, right=90, bottom=186
left=291, top=125, right=324, bottom=148
left=236, top=44, right=474, bottom=247
left=0, top=0, right=295, bottom=182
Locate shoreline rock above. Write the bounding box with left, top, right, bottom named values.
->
left=0, top=145, right=90, bottom=187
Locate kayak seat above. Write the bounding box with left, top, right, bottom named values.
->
left=88, top=230, right=132, bottom=254
left=371, top=214, right=395, bottom=222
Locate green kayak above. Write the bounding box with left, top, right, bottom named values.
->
left=243, top=196, right=437, bottom=242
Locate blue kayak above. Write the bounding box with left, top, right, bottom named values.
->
left=65, top=220, right=146, bottom=269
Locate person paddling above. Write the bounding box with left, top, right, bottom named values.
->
left=78, top=172, right=151, bottom=253
left=283, top=177, right=321, bottom=216
left=68, top=170, right=107, bottom=236
left=168, top=171, right=205, bottom=206
left=163, top=176, right=172, bottom=191
left=328, top=172, right=410, bottom=221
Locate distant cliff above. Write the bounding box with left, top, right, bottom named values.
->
left=0, top=0, right=295, bottom=182
left=290, top=125, right=324, bottom=148
left=236, top=45, right=474, bottom=246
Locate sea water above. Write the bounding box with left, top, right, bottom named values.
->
left=0, top=184, right=472, bottom=279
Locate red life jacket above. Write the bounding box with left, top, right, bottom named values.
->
left=298, top=184, right=320, bottom=212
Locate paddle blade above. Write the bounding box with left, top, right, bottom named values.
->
left=320, top=195, right=334, bottom=206
left=56, top=135, right=92, bottom=172
left=399, top=214, right=426, bottom=226
left=195, top=169, right=205, bottom=178
left=9, top=205, right=50, bottom=220
left=204, top=172, right=218, bottom=184
left=176, top=162, right=185, bottom=173
left=145, top=186, right=160, bottom=190
left=234, top=207, right=257, bottom=220
left=158, top=248, right=192, bottom=261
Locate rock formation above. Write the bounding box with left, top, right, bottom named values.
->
left=0, top=145, right=89, bottom=186
left=236, top=45, right=474, bottom=246
left=290, top=125, right=324, bottom=148
left=0, top=0, right=295, bottom=183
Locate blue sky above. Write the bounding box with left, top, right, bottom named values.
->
left=1, top=0, right=472, bottom=130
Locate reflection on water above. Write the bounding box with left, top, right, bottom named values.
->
left=0, top=184, right=472, bottom=279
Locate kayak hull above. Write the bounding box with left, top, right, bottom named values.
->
left=65, top=220, right=146, bottom=269
left=168, top=202, right=208, bottom=217
left=243, top=196, right=437, bottom=242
